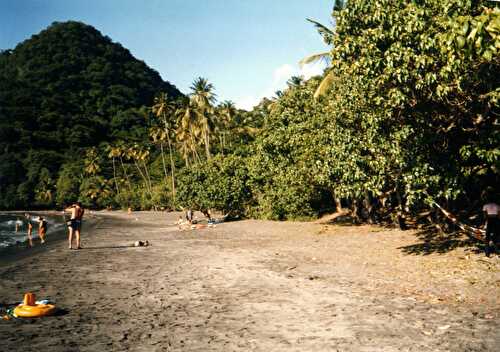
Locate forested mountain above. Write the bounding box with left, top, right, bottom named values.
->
left=0, top=21, right=182, bottom=208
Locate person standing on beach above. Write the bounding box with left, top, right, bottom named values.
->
left=38, top=217, right=47, bottom=244
left=186, top=209, right=193, bottom=224
left=25, top=214, right=33, bottom=247
left=65, top=202, right=85, bottom=250
left=483, top=200, right=499, bottom=257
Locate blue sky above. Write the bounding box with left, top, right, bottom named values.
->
left=1, top=0, right=332, bottom=110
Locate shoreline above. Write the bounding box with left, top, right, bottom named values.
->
left=0, top=211, right=498, bottom=351
left=0, top=211, right=101, bottom=265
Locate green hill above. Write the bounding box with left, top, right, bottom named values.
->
left=0, top=21, right=183, bottom=208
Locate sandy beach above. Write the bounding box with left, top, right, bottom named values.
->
left=1, top=211, right=499, bottom=351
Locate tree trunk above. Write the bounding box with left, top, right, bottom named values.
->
left=119, top=157, right=133, bottom=192
left=364, top=191, right=377, bottom=224
left=166, top=133, right=176, bottom=204
left=205, top=130, right=211, bottom=160
left=141, top=160, right=153, bottom=195
left=395, top=190, right=407, bottom=230
left=160, top=142, right=169, bottom=185
left=133, top=159, right=151, bottom=195
left=334, top=196, right=342, bottom=212
left=219, top=135, right=224, bottom=157
left=162, top=117, right=176, bottom=203
left=351, top=198, right=361, bottom=224
left=112, top=157, right=120, bottom=195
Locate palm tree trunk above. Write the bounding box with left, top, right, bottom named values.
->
left=219, top=135, right=224, bottom=157
left=165, top=133, right=176, bottom=203
left=141, top=160, right=153, bottom=194
left=112, top=157, right=120, bottom=195
left=119, top=157, right=133, bottom=192
left=133, top=159, right=151, bottom=195
left=159, top=142, right=168, bottom=185
left=204, top=131, right=211, bottom=159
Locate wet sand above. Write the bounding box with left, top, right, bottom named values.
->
left=0, top=211, right=499, bottom=351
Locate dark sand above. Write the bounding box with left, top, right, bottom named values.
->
left=1, top=211, right=499, bottom=351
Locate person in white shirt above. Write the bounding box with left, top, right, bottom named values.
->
left=482, top=200, right=499, bottom=257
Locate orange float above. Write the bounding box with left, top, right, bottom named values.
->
left=13, top=293, right=56, bottom=318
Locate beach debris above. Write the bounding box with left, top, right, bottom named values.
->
left=287, top=266, right=297, bottom=271
left=438, top=325, right=451, bottom=330
left=134, top=240, right=150, bottom=247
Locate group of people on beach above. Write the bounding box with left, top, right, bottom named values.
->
left=17, top=214, right=47, bottom=247
left=18, top=201, right=85, bottom=250
left=176, top=209, right=194, bottom=230
left=176, top=208, right=219, bottom=230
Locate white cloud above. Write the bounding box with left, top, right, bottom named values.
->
left=235, top=96, right=262, bottom=111
left=299, top=61, right=325, bottom=79
left=272, top=64, right=295, bottom=86
left=235, top=61, right=327, bottom=111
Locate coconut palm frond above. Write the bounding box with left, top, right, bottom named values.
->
left=313, top=70, right=336, bottom=99
left=306, top=18, right=335, bottom=45
left=299, top=51, right=331, bottom=67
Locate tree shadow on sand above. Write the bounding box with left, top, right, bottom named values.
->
left=398, top=226, right=482, bottom=255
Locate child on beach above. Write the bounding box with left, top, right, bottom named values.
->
left=38, top=217, right=47, bottom=244
left=15, top=217, right=22, bottom=232
left=25, top=214, right=33, bottom=248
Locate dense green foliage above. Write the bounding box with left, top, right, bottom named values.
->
left=0, top=2, right=498, bottom=234
left=0, top=21, right=181, bottom=208
left=181, top=0, right=499, bottom=223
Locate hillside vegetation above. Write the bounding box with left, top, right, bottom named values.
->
left=0, top=1, right=498, bottom=237
left=0, top=21, right=182, bottom=208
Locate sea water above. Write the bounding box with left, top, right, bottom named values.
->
left=0, top=214, right=65, bottom=248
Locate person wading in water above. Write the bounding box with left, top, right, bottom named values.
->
left=38, top=216, right=47, bottom=244
left=25, top=214, right=33, bottom=248
left=64, top=202, right=85, bottom=250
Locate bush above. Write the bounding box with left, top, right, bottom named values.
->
left=176, top=155, right=251, bottom=216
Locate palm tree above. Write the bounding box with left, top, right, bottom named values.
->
left=287, top=76, right=304, bottom=88
left=190, top=77, right=217, bottom=159
left=152, top=93, right=178, bottom=201
left=149, top=125, right=169, bottom=183
left=105, top=143, right=121, bottom=195
left=115, top=142, right=133, bottom=192
left=217, top=100, right=236, bottom=153
left=176, top=104, right=202, bottom=165
left=299, top=0, right=346, bottom=99
left=126, top=144, right=153, bottom=197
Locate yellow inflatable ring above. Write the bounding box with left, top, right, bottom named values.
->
left=13, top=304, right=56, bottom=318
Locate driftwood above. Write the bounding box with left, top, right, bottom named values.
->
left=430, top=200, right=485, bottom=241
